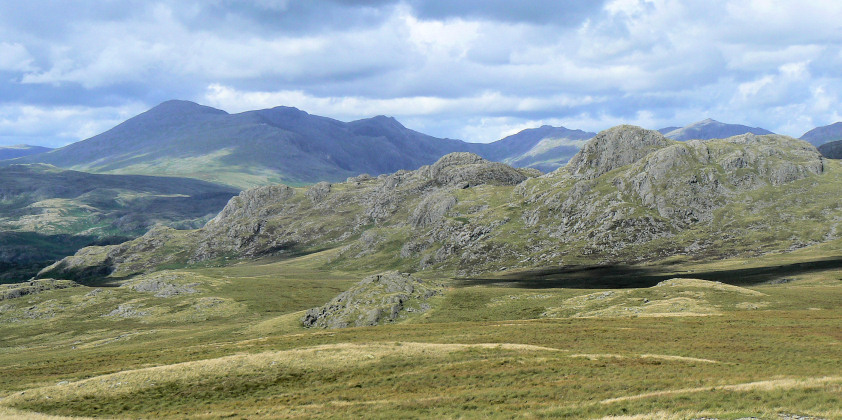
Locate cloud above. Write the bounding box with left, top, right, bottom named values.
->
left=0, top=43, right=34, bottom=72
left=0, top=103, right=146, bottom=147
left=1, top=0, right=842, bottom=146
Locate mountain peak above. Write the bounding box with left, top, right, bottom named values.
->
left=148, top=100, right=228, bottom=116
left=664, top=119, right=772, bottom=141
left=567, top=125, right=672, bottom=179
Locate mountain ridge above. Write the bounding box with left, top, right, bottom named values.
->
left=663, top=118, right=774, bottom=141
left=6, top=100, right=598, bottom=188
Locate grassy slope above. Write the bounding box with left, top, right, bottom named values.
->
left=1, top=245, right=841, bottom=419
left=0, top=164, right=237, bottom=281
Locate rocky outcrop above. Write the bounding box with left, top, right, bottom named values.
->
left=36, top=126, right=836, bottom=283
left=302, top=271, right=443, bottom=329
left=0, top=279, right=80, bottom=301
left=567, top=126, right=673, bottom=179
left=428, top=153, right=528, bottom=187
left=206, top=185, right=294, bottom=228
left=305, top=182, right=331, bottom=203
left=617, top=134, right=824, bottom=225
left=409, top=191, right=457, bottom=228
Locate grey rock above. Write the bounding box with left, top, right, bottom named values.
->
left=567, top=125, right=673, bottom=179
left=409, top=191, right=457, bottom=228
left=0, top=279, right=80, bottom=302
left=305, top=181, right=331, bottom=203
left=302, top=271, right=443, bottom=329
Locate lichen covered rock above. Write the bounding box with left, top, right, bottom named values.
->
left=302, top=271, right=443, bottom=329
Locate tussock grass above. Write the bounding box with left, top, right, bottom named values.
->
left=1, top=250, right=841, bottom=418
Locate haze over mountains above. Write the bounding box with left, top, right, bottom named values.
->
left=4, top=100, right=840, bottom=189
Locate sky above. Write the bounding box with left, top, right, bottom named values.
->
left=1, top=0, right=841, bottom=147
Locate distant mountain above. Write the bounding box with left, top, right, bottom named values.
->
left=818, top=139, right=842, bottom=159
left=663, top=119, right=774, bottom=141
left=657, top=126, right=681, bottom=134
left=9, top=100, right=485, bottom=188
left=0, top=144, right=53, bottom=161
left=0, top=163, right=238, bottom=281
left=800, top=122, right=842, bottom=146
left=6, top=100, right=607, bottom=187
left=481, top=125, right=596, bottom=172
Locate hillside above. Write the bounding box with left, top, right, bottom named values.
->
left=40, top=126, right=831, bottom=282
left=0, top=144, right=53, bottom=160
left=663, top=118, right=774, bottom=140
left=818, top=139, right=842, bottom=159
left=482, top=125, right=596, bottom=172
left=0, top=164, right=237, bottom=281
left=801, top=121, right=842, bottom=146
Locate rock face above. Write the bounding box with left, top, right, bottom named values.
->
left=567, top=126, right=673, bottom=179
left=302, top=272, right=443, bottom=329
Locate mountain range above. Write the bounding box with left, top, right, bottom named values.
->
left=4, top=100, right=841, bottom=190
left=4, top=101, right=600, bottom=188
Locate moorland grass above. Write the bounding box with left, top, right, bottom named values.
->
left=0, top=248, right=840, bottom=418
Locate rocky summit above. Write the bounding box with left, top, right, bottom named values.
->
left=39, top=125, right=832, bottom=283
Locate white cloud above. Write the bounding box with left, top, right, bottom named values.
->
left=0, top=42, right=34, bottom=72
left=2, top=0, right=842, bottom=145
left=0, top=103, right=146, bottom=147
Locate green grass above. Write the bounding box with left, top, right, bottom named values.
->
left=1, top=247, right=841, bottom=419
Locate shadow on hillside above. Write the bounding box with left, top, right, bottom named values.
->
left=456, top=257, right=842, bottom=289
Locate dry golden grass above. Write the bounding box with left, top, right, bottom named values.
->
left=599, top=376, right=842, bottom=404
left=1, top=341, right=563, bottom=408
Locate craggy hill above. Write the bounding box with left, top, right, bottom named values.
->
left=39, top=125, right=834, bottom=283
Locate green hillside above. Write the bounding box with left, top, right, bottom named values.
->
left=0, top=164, right=237, bottom=281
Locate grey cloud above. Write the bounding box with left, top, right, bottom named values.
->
left=406, top=0, right=607, bottom=25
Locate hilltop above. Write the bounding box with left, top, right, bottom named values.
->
left=662, top=118, right=774, bottom=140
